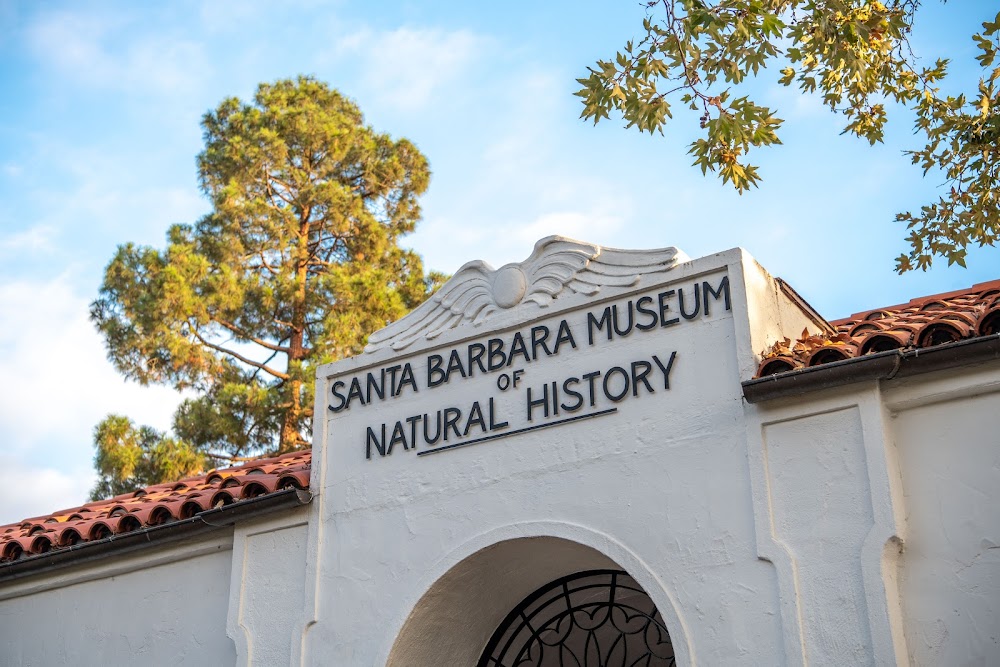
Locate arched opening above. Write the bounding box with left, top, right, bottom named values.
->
left=478, top=569, right=675, bottom=666
left=386, top=536, right=677, bottom=667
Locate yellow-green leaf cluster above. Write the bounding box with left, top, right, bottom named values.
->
left=91, top=415, right=209, bottom=500
left=578, top=2, right=1000, bottom=270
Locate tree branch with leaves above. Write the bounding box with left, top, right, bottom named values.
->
left=577, top=1, right=1000, bottom=271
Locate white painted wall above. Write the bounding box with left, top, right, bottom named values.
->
left=762, top=407, right=878, bottom=664
left=228, top=515, right=310, bottom=666
left=0, top=506, right=313, bottom=667
left=886, top=367, right=1000, bottom=665
left=744, top=364, right=1000, bottom=667
left=0, top=538, right=236, bottom=666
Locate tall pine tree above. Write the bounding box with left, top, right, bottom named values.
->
left=90, top=77, right=443, bottom=498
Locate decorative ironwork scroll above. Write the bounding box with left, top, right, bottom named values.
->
left=477, top=569, right=676, bottom=667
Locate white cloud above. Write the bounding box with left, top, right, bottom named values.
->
left=27, top=10, right=210, bottom=95
left=411, top=199, right=629, bottom=272
left=333, top=27, right=486, bottom=110
left=0, top=459, right=94, bottom=525
left=21, top=141, right=207, bottom=248
left=763, top=82, right=836, bottom=123
left=0, top=274, right=185, bottom=461
left=403, top=62, right=635, bottom=270
left=0, top=225, right=54, bottom=255
left=511, top=210, right=625, bottom=246
left=199, top=0, right=335, bottom=30
left=198, top=0, right=268, bottom=32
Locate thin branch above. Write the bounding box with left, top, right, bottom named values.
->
left=250, top=348, right=282, bottom=384
left=189, top=327, right=290, bottom=380
left=205, top=452, right=258, bottom=463
left=254, top=249, right=282, bottom=274
left=210, top=316, right=291, bottom=353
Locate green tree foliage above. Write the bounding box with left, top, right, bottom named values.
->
left=89, top=77, right=443, bottom=499
left=576, top=2, right=1000, bottom=272
left=91, top=415, right=208, bottom=499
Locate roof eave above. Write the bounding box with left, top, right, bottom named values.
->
left=0, top=487, right=312, bottom=584
left=742, top=334, right=1000, bottom=404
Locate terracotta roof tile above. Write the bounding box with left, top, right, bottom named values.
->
left=756, top=279, right=1000, bottom=377
left=0, top=450, right=311, bottom=563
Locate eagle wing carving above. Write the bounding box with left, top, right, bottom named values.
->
left=362, top=236, right=687, bottom=354
left=363, top=260, right=497, bottom=353
left=521, top=237, right=687, bottom=306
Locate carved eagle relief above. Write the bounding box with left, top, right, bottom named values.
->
left=363, top=236, right=688, bottom=354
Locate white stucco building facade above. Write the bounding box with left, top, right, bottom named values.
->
left=2, top=238, right=998, bottom=665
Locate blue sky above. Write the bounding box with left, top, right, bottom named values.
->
left=0, top=0, right=996, bottom=523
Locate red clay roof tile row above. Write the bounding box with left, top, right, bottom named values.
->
left=756, top=279, right=1000, bottom=377
left=0, top=450, right=311, bottom=563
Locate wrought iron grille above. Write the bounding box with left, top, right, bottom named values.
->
left=477, top=569, right=676, bottom=667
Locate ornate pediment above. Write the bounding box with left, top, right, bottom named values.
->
left=364, top=236, right=688, bottom=354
